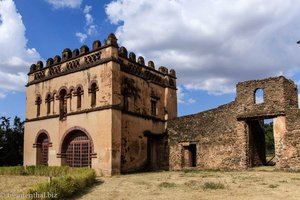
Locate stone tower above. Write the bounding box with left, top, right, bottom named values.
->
left=24, top=33, right=177, bottom=175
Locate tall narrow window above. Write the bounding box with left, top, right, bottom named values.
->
left=151, top=100, right=157, bottom=116
left=90, top=83, right=98, bottom=107
left=255, top=88, right=264, bottom=104
left=69, top=90, right=73, bottom=111
left=77, top=87, right=82, bottom=109
left=59, top=89, right=67, bottom=120
left=36, top=96, right=42, bottom=117
left=124, top=96, right=129, bottom=111
left=45, top=94, right=51, bottom=115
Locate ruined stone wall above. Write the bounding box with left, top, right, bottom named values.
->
left=168, top=76, right=300, bottom=171
left=280, top=109, right=300, bottom=170
left=236, top=76, right=298, bottom=119
left=168, top=102, right=246, bottom=170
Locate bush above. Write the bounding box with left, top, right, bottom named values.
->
left=0, top=166, right=25, bottom=175
left=0, top=166, right=96, bottom=200
left=202, top=181, right=225, bottom=190
left=26, top=167, right=95, bottom=199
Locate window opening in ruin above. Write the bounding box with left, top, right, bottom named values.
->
left=247, top=118, right=275, bottom=168
left=77, top=87, right=82, bottom=109
left=255, top=88, right=264, bottom=104
left=46, top=94, right=51, bottom=115
left=36, top=96, right=42, bottom=117
left=151, top=100, right=157, bottom=116
left=59, top=89, right=67, bottom=120
left=90, top=83, right=97, bottom=107
left=63, top=131, right=92, bottom=167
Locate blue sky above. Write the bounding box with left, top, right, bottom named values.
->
left=1, top=0, right=300, bottom=120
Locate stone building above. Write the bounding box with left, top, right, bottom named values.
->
left=24, top=33, right=177, bottom=175
left=168, top=76, right=300, bottom=171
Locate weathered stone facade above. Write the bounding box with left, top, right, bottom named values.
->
left=24, top=33, right=300, bottom=175
left=168, top=76, right=300, bottom=171
left=24, top=33, right=177, bottom=176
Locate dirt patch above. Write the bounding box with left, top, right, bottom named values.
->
left=75, top=169, right=300, bottom=200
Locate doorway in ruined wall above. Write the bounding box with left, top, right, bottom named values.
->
left=247, top=118, right=275, bottom=167
left=182, top=143, right=197, bottom=168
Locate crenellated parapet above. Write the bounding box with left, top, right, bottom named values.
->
left=27, top=33, right=176, bottom=89
left=27, top=33, right=120, bottom=85
left=117, top=46, right=176, bottom=88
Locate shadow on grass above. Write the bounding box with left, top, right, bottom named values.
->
left=69, top=178, right=104, bottom=200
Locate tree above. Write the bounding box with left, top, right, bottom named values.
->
left=0, top=116, right=24, bottom=166
left=264, top=122, right=274, bottom=156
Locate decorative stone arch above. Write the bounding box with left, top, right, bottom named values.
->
left=33, top=129, right=52, bottom=147
left=88, top=80, right=99, bottom=91
left=57, top=126, right=96, bottom=167
left=75, top=84, right=84, bottom=92
left=33, top=129, right=52, bottom=166
left=52, top=90, right=57, bottom=99
left=68, top=86, right=75, bottom=95
left=57, top=86, right=69, bottom=97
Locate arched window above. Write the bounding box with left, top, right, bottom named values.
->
left=35, top=96, right=42, bottom=117
left=59, top=89, right=67, bottom=120
left=35, top=132, right=50, bottom=165
left=90, top=83, right=98, bottom=107
left=61, top=130, right=92, bottom=167
left=45, top=94, right=51, bottom=115
left=76, top=87, right=82, bottom=109
left=255, top=88, right=264, bottom=104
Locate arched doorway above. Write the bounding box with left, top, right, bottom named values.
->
left=35, top=132, right=50, bottom=165
left=61, top=130, right=93, bottom=167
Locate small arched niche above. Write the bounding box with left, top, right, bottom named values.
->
left=254, top=88, right=264, bottom=104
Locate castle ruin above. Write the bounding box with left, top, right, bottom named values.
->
left=24, top=33, right=300, bottom=175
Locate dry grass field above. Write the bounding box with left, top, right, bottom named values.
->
left=75, top=167, right=300, bottom=200
left=0, top=175, right=47, bottom=193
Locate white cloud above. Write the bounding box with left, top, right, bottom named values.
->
left=0, top=93, right=5, bottom=99
left=187, top=98, right=196, bottom=104
left=0, top=0, right=41, bottom=96
left=177, top=87, right=185, bottom=104
left=75, top=32, right=87, bottom=43
left=177, top=86, right=197, bottom=104
left=45, top=0, right=82, bottom=9
left=106, top=0, right=300, bottom=95
left=76, top=5, right=98, bottom=43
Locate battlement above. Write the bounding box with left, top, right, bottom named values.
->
left=27, top=33, right=176, bottom=88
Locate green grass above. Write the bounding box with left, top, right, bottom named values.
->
left=202, top=181, right=225, bottom=190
